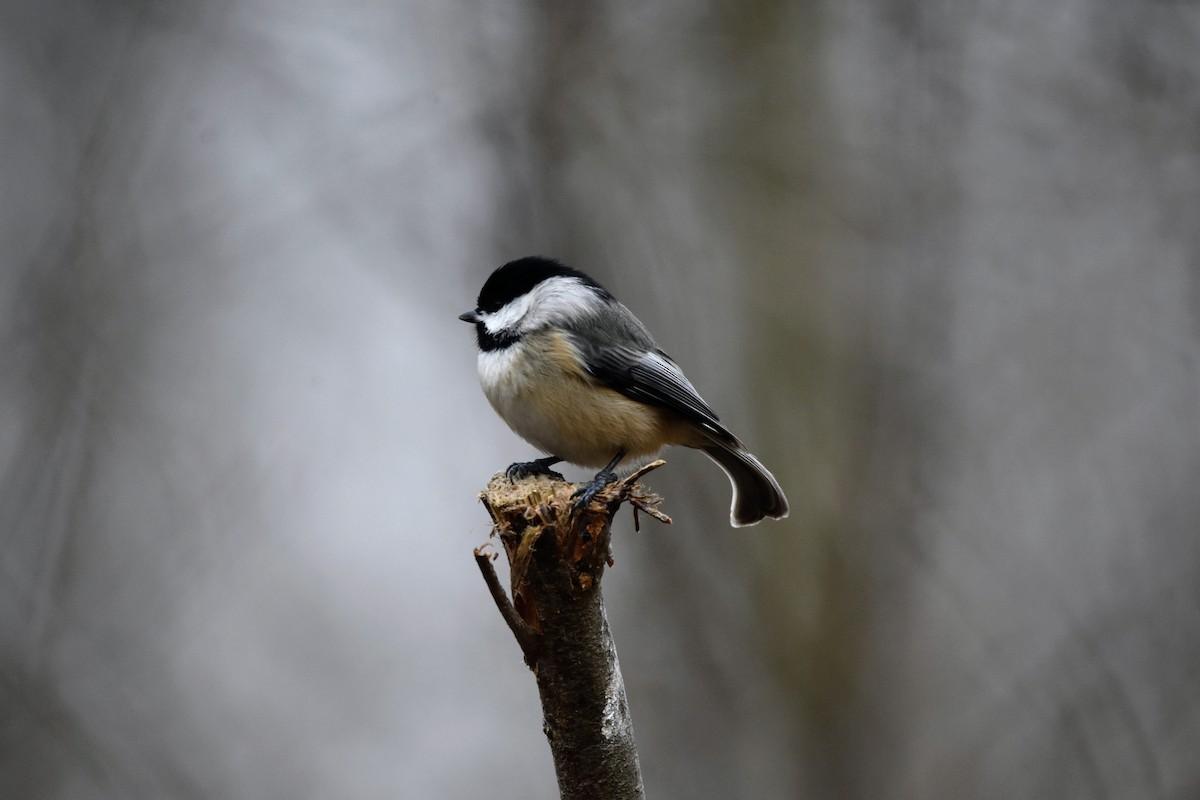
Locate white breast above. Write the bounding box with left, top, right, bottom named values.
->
left=475, top=331, right=670, bottom=469
left=477, top=344, right=526, bottom=409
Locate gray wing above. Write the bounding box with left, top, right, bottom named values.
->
left=565, top=311, right=738, bottom=446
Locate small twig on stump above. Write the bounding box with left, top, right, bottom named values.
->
left=474, top=461, right=670, bottom=800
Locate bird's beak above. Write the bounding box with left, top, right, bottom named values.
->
left=459, top=310, right=480, bottom=323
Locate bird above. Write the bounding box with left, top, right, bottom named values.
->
left=459, top=256, right=789, bottom=527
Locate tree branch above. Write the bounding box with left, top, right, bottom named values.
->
left=474, top=461, right=670, bottom=800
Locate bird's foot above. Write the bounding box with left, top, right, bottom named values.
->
left=570, top=468, right=620, bottom=514
left=506, top=456, right=565, bottom=484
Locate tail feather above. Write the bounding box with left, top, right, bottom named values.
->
left=702, top=443, right=790, bottom=527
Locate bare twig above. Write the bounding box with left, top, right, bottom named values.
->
left=474, top=545, right=539, bottom=662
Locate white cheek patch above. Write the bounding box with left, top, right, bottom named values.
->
left=483, top=292, right=536, bottom=335
left=482, top=277, right=601, bottom=335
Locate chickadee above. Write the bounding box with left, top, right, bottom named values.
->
left=460, top=256, right=789, bottom=527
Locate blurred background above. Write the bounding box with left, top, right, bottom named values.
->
left=2, top=1, right=1198, bottom=798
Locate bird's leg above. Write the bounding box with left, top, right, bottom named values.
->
left=506, top=456, right=565, bottom=483
left=570, top=451, right=625, bottom=513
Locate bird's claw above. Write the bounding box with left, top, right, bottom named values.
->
left=570, top=470, right=619, bottom=514
left=506, top=457, right=565, bottom=484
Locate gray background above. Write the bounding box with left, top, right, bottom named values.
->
left=2, top=1, right=1198, bottom=798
